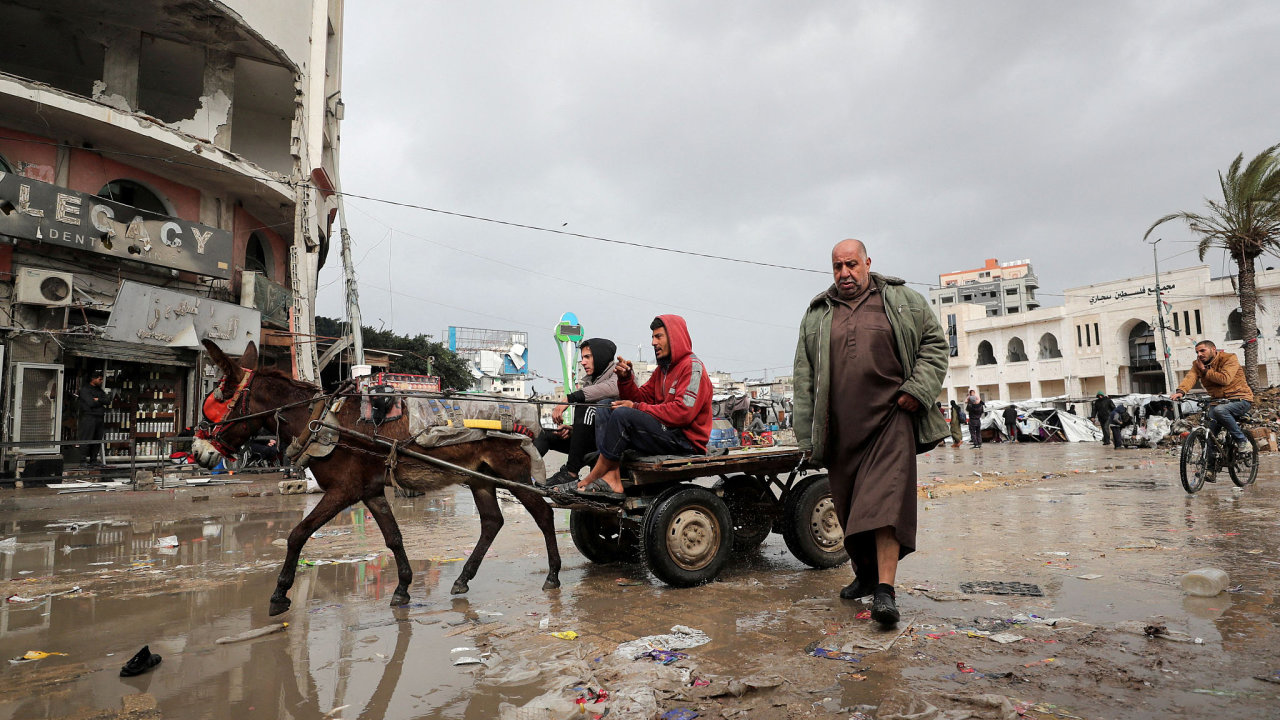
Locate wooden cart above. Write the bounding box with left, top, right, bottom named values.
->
left=558, top=446, right=848, bottom=587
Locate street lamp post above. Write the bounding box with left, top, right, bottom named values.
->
left=1147, top=237, right=1178, bottom=417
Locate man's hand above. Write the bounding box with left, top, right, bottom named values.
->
left=555, top=426, right=571, bottom=439
left=551, top=404, right=567, bottom=425
left=615, top=357, right=632, bottom=380
left=1170, top=391, right=1184, bottom=401
left=611, top=400, right=635, bottom=409
left=1193, top=359, right=1206, bottom=373
left=896, top=393, right=921, bottom=413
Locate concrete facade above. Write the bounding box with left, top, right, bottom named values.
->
left=937, top=264, right=1280, bottom=408
left=0, top=0, right=344, bottom=473
left=931, top=258, right=1041, bottom=317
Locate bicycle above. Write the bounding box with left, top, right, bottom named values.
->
left=1179, top=396, right=1259, bottom=493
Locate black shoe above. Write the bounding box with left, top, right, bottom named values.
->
left=120, top=645, right=162, bottom=677
left=871, top=584, right=900, bottom=626
left=840, top=576, right=876, bottom=600
left=539, top=469, right=578, bottom=488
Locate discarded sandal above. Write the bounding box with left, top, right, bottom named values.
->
left=574, top=478, right=624, bottom=500
left=119, top=645, right=162, bottom=677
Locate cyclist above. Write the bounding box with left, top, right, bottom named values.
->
left=1169, top=340, right=1254, bottom=470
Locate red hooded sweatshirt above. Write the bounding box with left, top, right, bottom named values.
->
left=618, top=314, right=713, bottom=451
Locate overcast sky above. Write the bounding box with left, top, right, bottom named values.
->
left=316, top=1, right=1280, bottom=391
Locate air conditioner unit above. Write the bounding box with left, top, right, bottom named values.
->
left=14, top=268, right=73, bottom=307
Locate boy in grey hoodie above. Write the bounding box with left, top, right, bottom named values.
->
left=535, top=338, right=618, bottom=485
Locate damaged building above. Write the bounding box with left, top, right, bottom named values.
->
left=0, top=0, right=345, bottom=479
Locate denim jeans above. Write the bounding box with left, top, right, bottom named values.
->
left=594, top=405, right=695, bottom=461
left=1207, top=399, right=1251, bottom=444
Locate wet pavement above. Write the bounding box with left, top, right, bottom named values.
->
left=1, top=443, right=1277, bottom=719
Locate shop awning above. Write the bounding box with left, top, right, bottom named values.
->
left=60, top=336, right=196, bottom=367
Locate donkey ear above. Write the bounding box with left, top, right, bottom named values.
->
left=202, top=339, right=241, bottom=381
left=239, top=341, right=259, bottom=371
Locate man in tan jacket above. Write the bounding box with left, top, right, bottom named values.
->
left=1170, top=340, right=1253, bottom=460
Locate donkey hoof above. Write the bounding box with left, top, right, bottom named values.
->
left=268, top=597, right=291, bottom=616
left=450, top=581, right=469, bottom=595
left=390, top=591, right=410, bottom=607
left=543, top=577, right=561, bottom=591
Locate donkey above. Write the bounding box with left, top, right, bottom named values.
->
left=192, top=339, right=561, bottom=616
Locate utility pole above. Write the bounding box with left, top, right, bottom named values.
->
left=335, top=190, right=365, bottom=367
left=1148, top=238, right=1177, bottom=414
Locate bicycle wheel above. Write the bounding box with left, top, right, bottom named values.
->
left=1180, top=428, right=1210, bottom=494
left=1228, top=434, right=1259, bottom=487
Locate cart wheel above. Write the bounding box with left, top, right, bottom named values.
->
left=642, top=485, right=734, bottom=587
left=782, top=474, right=849, bottom=569
left=723, top=475, right=776, bottom=551
left=569, top=510, right=639, bottom=564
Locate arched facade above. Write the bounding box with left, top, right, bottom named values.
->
left=977, top=340, right=997, bottom=366
left=96, top=179, right=173, bottom=216
left=1038, top=332, right=1062, bottom=359
left=1007, top=337, right=1028, bottom=362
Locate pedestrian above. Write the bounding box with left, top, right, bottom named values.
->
left=1109, top=403, right=1132, bottom=448
left=965, top=389, right=985, bottom=447
left=1002, top=404, right=1019, bottom=443
left=793, top=239, right=949, bottom=626
left=948, top=400, right=965, bottom=448
left=1092, top=391, right=1115, bottom=445
left=77, top=370, right=109, bottom=467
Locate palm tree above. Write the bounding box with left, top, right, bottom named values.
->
left=1145, top=144, right=1280, bottom=390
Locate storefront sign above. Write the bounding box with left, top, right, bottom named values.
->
left=1089, top=283, right=1175, bottom=305
left=0, top=173, right=232, bottom=279
left=105, top=281, right=261, bottom=355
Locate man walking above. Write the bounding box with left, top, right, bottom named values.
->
left=948, top=400, right=965, bottom=447
left=1092, top=392, right=1115, bottom=445
left=78, top=371, right=109, bottom=466
left=965, top=390, right=985, bottom=447
left=1002, top=403, right=1019, bottom=442
left=793, top=239, right=949, bottom=626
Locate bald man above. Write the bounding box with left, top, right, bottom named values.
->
left=792, top=239, right=950, bottom=625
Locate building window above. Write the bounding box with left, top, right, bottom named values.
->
left=1007, top=337, right=1028, bottom=363
left=97, top=180, right=171, bottom=216
left=1171, top=312, right=1180, bottom=335
left=1005, top=288, right=1018, bottom=295
left=1038, top=333, right=1062, bottom=359
left=977, top=341, right=997, bottom=366
left=1094, top=323, right=1100, bottom=346
left=245, top=232, right=273, bottom=280
left=946, top=314, right=958, bottom=358
left=1226, top=309, right=1244, bottom=341
left=1007, top=307, right=1019, bottom=314
left=1194, top=309, right=1202, bottom=334
left=1184, top=311, right=1191, bottom=337
left=941, top=296, right=954, bottom=304
left=1077, top=325, right=1083, bottom=348
left=1086, top=324, right=1092, bottom=347
left=963, top=294, right=973, bottom=302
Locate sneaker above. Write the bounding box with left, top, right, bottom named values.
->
left=119, top=645, right=162, bottom=677
left=540, top=468, right=579, bottom=488
left=1237, top=440, right=1253, bottom=456
left=1204, top=469, right=1218, bottom=484
left=871, top=584, right=900, bottom=626
left=839, top=576, right=876, bottom=600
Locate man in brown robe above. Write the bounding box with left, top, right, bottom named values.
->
left=792, top=239, right=950, bottom=626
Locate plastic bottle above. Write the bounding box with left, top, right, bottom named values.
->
left=1180, top=568, right=1229, bottom=597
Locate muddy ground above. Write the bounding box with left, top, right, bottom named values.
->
left=1, top=442, right=1277, bottom=719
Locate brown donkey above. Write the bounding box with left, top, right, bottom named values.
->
left=193, top=340, right=561, bottom=616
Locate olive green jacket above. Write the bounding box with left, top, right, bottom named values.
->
left=792, top=273, right=951, bottom=464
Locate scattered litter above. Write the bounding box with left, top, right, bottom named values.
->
left=310, top=530, right=352, bottom=539
left=550, top=631, right=579, bottom=640
left=298, top=553, right=384, bottom=567
left=1254, top=670, right=1280, bottom=685
left=119, top=645, right=162, bottom=677
left=1114, top=620, right=1195, bottom=643
left=1037, top=551, right=1070, bottom=557
left=638, top=649, right=688, bottom=665
left=215, top=622, right=288, bottom=644
left=1180, top=568, right=1229, bottom=597
left=1115, top=541, right=1160, bottom=550
left=6, top=586, right=83, bottom=604
left=1191, top=688, right=1261, bottom=698
left=9, top=650, right=68, bottom=664
left=538, top=617, right=550, bottom=630
left=452, top=657, right=484, bottom=666
left=1076, top=574, right=1103, bottom=580
left=855, top=610, right=871, bottom=620
left=614, top=626, right=710, bottom=660
left=1022, top=658, right=1056, bottom=668
left=154, top=536, right=179, bottom=548
left=960, top=581, right=1043, bottom=597
left=615, top=578, right=644, bottom=586
left=805, top=643, right=864, bottom=664
left=988, top=632, right=1024, bottom=644
left=272, top=538, right=289, bottom=547
left=659, top=710, right=698, bottom=720
left=6, top=595, right=37, bottom=604
left=427, top=556, right=464, bottom=563
left=88, top=561, right=114, bottom=566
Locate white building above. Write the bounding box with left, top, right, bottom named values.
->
left=937, top=264, right=1280, bottom=406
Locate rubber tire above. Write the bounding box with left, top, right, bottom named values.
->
left=569, top=510, right=639, bottom=564
left=782, top=474, right=849, bottom=569
left=1228, top=434, right=1259, bottom=487
left=723, top=475, right=776, bottom=551
left=642, top=486, right=734, bottom=587
left=1180, top=428, right=1209, bottom=494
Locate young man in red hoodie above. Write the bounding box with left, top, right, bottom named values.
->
left=569, top=314, right=713, bottom=498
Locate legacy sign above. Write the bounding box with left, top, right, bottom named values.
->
left=0, top=173, right=232, bottom=279
left=105, top=280, right=260, bottom=355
